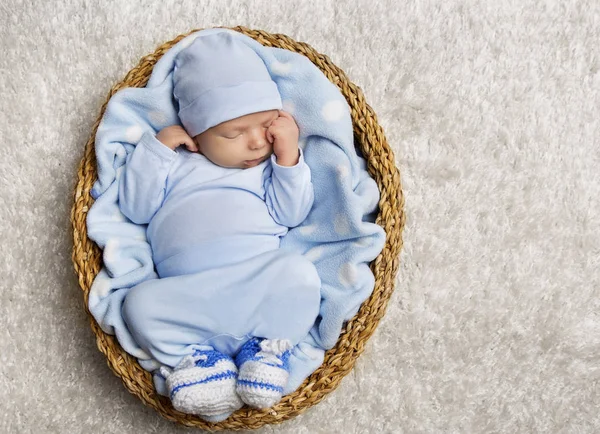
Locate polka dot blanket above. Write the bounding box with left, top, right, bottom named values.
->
left=86, top=28, right=386, bottom=398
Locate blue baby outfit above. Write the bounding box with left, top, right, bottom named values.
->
left=119, top=130, right=321, bottom=362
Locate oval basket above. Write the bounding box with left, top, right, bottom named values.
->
left=71, top=26, right=405, bottom=430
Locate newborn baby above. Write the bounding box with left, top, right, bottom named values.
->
left=118, top=34, right=321, bottom=421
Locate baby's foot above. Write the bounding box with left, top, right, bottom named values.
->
left=160, top=348, right=243, bottom=420
left=235, top=338, right=292, bottom=408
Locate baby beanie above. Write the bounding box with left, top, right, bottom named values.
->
left=173, top=32, right=282, bottom=138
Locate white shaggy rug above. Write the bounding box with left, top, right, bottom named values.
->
left=1, top=0, right=599, bottom=432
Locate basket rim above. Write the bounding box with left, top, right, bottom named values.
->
left=70, top=25, right=405, bottom=431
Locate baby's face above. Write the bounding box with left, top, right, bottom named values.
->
left=194, top=110, right=279, bottom=169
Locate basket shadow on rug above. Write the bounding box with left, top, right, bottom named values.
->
left=70, top=26, right=405, bottom=430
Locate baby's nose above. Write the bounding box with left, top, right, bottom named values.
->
left=249, top=130, right=267, bottom=150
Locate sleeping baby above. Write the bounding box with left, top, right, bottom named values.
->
left=117, top=33, right=321, bottom=421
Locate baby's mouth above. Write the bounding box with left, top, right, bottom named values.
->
left=244, top=155, right=267, bottom=165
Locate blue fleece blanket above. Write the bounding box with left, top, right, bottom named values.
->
left=86, top=28, right=386, bottom=396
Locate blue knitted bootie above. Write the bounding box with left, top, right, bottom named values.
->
left=160, top=348, right=243, bottom=421
left=234, top=338, right=292, bottom=408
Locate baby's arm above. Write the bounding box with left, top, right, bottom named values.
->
left=264, top=151, right=314, bottom=228
left=264, top=112, right=314, bottom=227
left=119, top=127, right=194, bottom=224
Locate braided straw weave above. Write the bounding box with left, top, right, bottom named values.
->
left=70, top=26, right=404, bottom=430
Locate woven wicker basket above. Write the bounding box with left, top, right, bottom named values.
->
left=71, top=26, right=404, bottom=430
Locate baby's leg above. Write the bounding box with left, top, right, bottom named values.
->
left=251, top=252, right=322, bottom=345
left=121, top=276, right=248, bottom=367
left=234, top=254, right=322, bottom=408
left=122, top=279, right=246, bottom=420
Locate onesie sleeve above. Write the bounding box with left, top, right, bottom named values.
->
left=118, top=131, right=177, bottom=224
left=264, top=149, right=315, bottom=228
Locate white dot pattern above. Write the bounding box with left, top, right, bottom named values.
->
left=282, top=100, right=295, bottom=114
left=104, top=238, right=120, bottom=262
left=125, top=125, right=143, bottom=143
left=354, top=237, right=371, bottom=248
left=271, top=60, right=292, bottom=76
left=92, top=272, right=112, bottom=298
left=304, top=246, right=325, bottom=262
left=322, top=100, right=346, bottom=122
left=339, top=263, right=358, bottom=288
left=334, top=214, right=350, bottom=235
left=149, top=110, right=168, bottom=127
left=299, top=224, right=317, bottom=235
left=337, top=164, right=350, bottom=180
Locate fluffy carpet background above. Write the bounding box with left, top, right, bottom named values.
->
left=1, top=0, right=599, bottom=432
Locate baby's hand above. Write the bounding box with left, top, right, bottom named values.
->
left=267, top=111, right=300, bottom=166
left=156, top=125, right=198, bottom=152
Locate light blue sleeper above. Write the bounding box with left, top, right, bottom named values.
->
left=118, top=130, right=321, bottom=366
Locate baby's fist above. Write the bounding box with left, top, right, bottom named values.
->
left=267, top=111, right=300, bottom=166
left=156, top=125, right=198, bottom=152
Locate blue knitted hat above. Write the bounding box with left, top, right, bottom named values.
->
left=173, top=33, right=282, bottom=138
